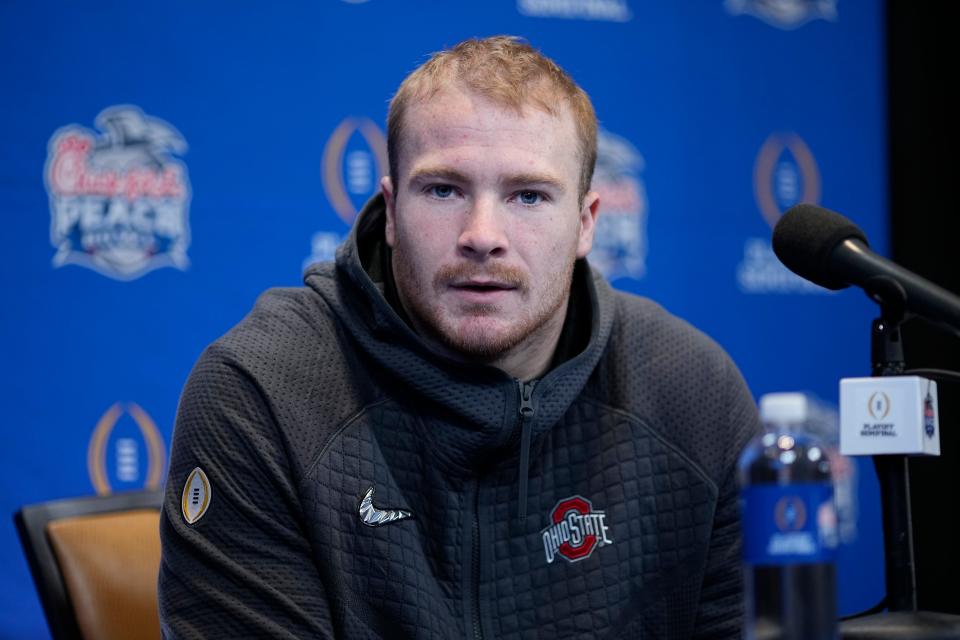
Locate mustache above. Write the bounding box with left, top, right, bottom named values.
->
left=433, top=263, right=528, bottom=291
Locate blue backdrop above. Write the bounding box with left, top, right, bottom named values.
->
left=0, top=1, right=887, bottom=636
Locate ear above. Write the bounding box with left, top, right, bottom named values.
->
left=381, top=175, right=397, bottom=248
left=575, top=190, right=600, bottom=258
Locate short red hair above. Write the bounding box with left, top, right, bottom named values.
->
left=387, top=35, right=598, bottom=204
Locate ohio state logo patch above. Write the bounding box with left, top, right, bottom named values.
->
left=541, top=495, right=613, bottom=564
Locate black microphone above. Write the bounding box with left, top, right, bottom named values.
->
left=772, top=203, right=960, bottom=332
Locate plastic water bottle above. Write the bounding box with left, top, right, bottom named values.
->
left=782, top=393, right=858, bottom=547
left=739, top=393, right=839, bottom=640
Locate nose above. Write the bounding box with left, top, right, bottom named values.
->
left=457, top=196, right=508, bottom=259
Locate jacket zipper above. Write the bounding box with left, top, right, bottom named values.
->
left=469, top=382, right=537, bottom=640
left=516, top=379, right=537, bottom=522
left=471, top=486, right=482, bottom=640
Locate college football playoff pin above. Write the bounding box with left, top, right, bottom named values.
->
left=181, top=467, right=211, bottom=524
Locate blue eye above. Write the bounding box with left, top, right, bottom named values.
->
left=517, top=191, right=542, bottom=205
left=429, top=185, right=455, bottom=198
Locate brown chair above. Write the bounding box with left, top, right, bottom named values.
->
left=14, top=490, right=164, bottom=640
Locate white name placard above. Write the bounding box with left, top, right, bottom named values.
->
left=840, top=376, right=940, bottom=456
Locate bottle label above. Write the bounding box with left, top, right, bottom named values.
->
left=741, top=483, right=837, bottom=565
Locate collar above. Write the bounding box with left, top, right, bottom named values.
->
left=305, top=193, right=616, bottom=492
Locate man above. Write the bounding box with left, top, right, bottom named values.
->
left=159, top=36, right=761, bottom=639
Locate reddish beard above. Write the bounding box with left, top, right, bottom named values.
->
left=392, top=250, right=575, bottom=361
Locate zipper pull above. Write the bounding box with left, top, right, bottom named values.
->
left=518, top=380, right=536, bottom=420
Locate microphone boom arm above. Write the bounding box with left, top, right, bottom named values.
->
left=833, top=238, right=960, bottom=336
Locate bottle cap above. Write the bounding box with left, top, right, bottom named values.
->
left=759, top=392, right=810, bottom=425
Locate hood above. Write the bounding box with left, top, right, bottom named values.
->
left=304, top=193, right=616, bottom=479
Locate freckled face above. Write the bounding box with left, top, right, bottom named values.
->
left=382, top=88, right=598, bottom=363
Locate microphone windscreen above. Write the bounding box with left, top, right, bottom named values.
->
left=772, top=203, right=869, bottom=290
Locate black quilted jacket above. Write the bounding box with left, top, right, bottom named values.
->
left=158, top=195, right=761, bottom=639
